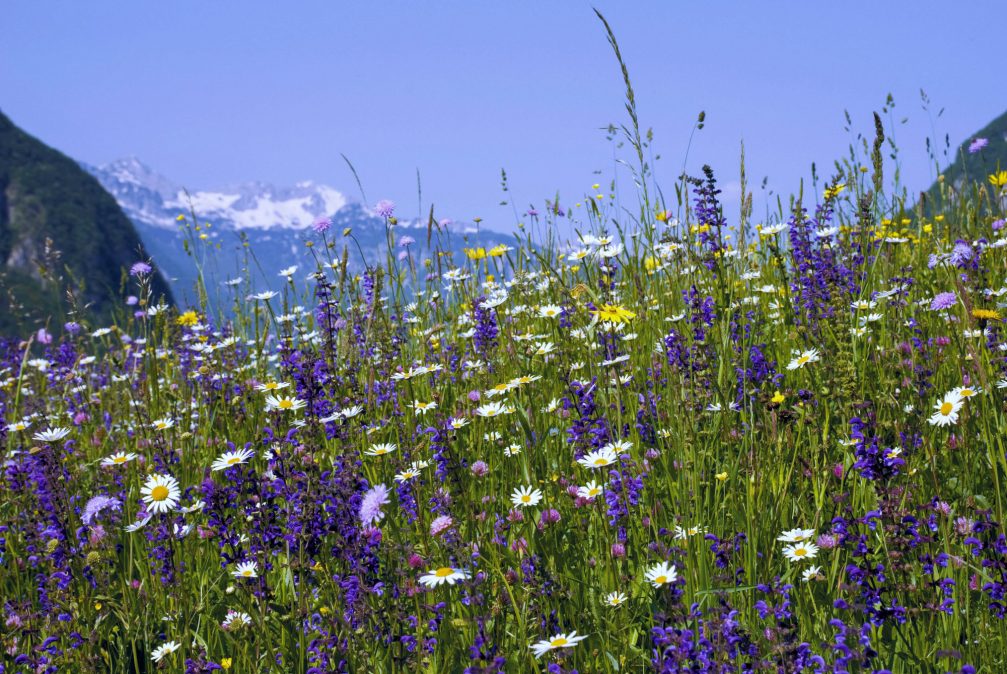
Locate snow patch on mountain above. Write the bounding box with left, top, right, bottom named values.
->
left=86, top=158, right=348, bottom=231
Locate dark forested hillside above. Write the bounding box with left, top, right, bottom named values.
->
left=0, top=110, right=173, bottom=334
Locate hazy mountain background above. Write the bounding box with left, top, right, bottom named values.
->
left=0, top=110, right=174, bottom=334
left=84, top=157, right=514, bottom=311
left=0, top=110, right=514, bottom=333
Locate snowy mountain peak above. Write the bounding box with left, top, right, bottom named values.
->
left=88, top=158, right=348, bottom=231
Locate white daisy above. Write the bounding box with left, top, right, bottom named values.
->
left=530, top=631, right=588, bottom=659
left=211, top=447, right=255, bottom=472
left=32, top=427, right=71, bottom=443
left=645, top=561, right=678, bottom=588
left=150, top=640, right=180, bottom=662
left=140, top=474, right=181, bottom=513
left=418, top=566, right=470, bottom=587
left=928, top=391, right=964, bottom=427
left=101, top=451, right=137, bottom=467
left=510, top=485, right=543, bottom=508
left=577, top=447, right=618, bottom=469
left=786, top=349, right=821, bottom=370
left=365, top=443, right=398, bottom=457
left=782, top=542, right=819, bottom=562
left=777, top=528, right=816, bottom=543
left=576, top=481, right=604, bottom=500
left=232, top=561, right=258, bottom=579
left=604, top=591, right=628, bottom=607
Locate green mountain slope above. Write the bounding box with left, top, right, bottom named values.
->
left=0, top=110, right=173, bottom=334
left=922, top=109, right=1007, bottom=210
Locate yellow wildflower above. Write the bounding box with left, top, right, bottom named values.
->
left=972, top=309, right=1001, bottom=321
left=989, top=171, right=1007, bottom=188
left=591, top=304, right=636, bottom=323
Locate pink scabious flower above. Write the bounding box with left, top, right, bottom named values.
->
left=130, top=261, right=152, bottom=276
left=816, top=533, right=838, bottom=549
left=359, top=484, right=390, bottom=526
left=930, top=292, right=957, bottom=311
left=313, top=217, right=332, bottom=233
left=969, top=137, right=989, bottom=154
left=82, top=495, right=121, bottom=526
left=470, top=460, right=489, bottom=477
left=430, top=514, right=454, bottom=537
left=375, top=199, right=396, bottom=218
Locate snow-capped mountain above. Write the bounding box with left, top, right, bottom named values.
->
left=88, top=157, right=348, bottom=231
left=85, top=158, right=509, bottom=308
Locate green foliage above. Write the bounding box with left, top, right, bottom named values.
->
left=0, top=110, right=173, bottom=334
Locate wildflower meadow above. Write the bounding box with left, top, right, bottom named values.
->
left=4, top=26, right=1007, bottom=674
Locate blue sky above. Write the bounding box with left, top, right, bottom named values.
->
left=3, top=2, right=1003, bottom=230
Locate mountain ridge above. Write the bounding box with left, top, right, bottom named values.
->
left=0, top=110, right=174, bottom=334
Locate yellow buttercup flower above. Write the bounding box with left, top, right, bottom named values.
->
left=771, top=391, right=786, bottom=404
left=176, top=311, right=199, bottom=327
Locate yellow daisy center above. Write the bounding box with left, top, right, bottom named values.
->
left=521, top=495, right=531, bottom=503
left=113, top=456, right=127, bottom=464
left=278, top=399, right=293, bottom=409
left=151, top=485, right=169, bottom=501
left=794, top=548, right=807, bottom=557
left=434, top=567, right=455, bottom=577
left=241, top=570, right=253, bottom=577
left=940, top=402, right=954, bottom=416
left=594, top=458, right=608, bottom=465
left=797, top=356, right=809, bottom=365
left=550, top=638, right=568, bottom=647
left=227, top=457, right=242, bottom=465
left=654, top=575, right=667, bottom=584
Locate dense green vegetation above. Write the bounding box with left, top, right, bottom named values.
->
left=0, top=110, right=173, bottom=333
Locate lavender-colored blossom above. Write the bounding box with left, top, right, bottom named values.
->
left=359, top=483, right=390, bottom=526
left=313, top=217, right=332, bottom=233
left=82, top=495, right=121, bottom=526
left=969, top=137, right=989, bottom=153
left=130, top=261, right=152, bottom=276
left=375, top=199, right=396, bottom=218
left=430, top=514, right=453, bottom=537
left=930, top=292, right=957, bottom=311
left=950, top=240, right=973, bottom=267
